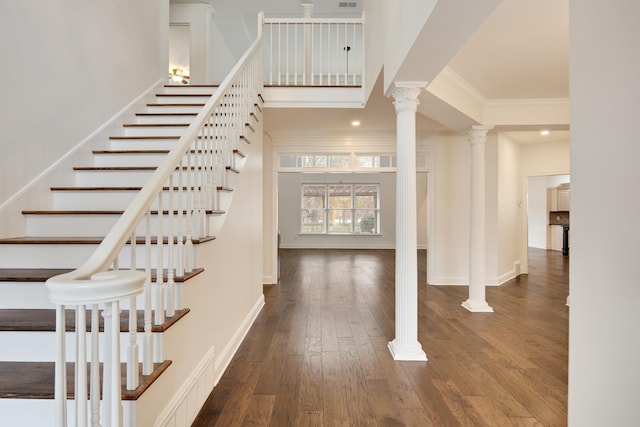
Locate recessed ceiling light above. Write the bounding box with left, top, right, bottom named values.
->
left=351, top=120, right=361, bottom=127
left=540, top=130, right=550, bottom=136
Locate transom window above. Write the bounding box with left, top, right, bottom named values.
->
left=301, top=184, right=380, bottom=234
left=280, top=153, right=395, bottom=171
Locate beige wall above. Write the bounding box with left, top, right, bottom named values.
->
left=568, top=2, right=640, bottom=425
left=0, top=0, right=168, bottom=237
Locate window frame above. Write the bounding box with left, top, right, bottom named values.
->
left=300, top=183, right=380, bottom=235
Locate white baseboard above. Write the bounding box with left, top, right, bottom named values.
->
left=212, top=294, right=265, bottom=386
left=487, top=260, right=522, bottom=286
left=430, top=260, right=522, bottom=287
left=428, top=276, right=468, bottom=286
left=280, top=243, right=396, bottom=250
left=154, top=293, right=265, bottom=427
left=154, top=346, right=216, bottom=427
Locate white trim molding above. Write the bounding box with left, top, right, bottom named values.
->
left=154, top=294, right=265, bottom=427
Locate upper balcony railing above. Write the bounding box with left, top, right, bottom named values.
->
left=263, top=16, right=364, bottom=86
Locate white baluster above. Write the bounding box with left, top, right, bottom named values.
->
left=102, top=304, right=112, bottom=427
left=75, top=305, right=88, bottom=426
left=335, top=23, right=339, bottom=85
left=166, top=175, right=176, bottom=318
left=54, top=305, right=67, bottom=427
left=177, top=159, right=185, bottom=276
left=294, top=23, right=298, bottom=85
left=127, top=294, right=139, bottom=390
left=109, top=301, right=122, bottom=426
left=155, top=192, right=165, bottom=325
left=344, top=22, right=348, bottom=85
left=90, top=305, right=101, bottom=427
left=352, top=23, right=357, bottom=85
left=127, top=230, right=139, bottom=390
left=269, top=24, right=273, bottom=85
left=319, top=23, right=323, bottom=84
left=185, top=144, right=194, bottom=273
left=143, top=212, right=153, bottom=375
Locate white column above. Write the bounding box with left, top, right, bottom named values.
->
left=388, top=82, right=428, bottom=361
left=462, top=125, right=494, bottom=312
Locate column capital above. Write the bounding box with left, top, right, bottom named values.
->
left=391, top=82, right=428, bottom=114
left=467, top=125, right=494, bottom=145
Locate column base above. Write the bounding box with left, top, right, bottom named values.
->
left=387, top=339, right=428, bottom=361
left=461, top=299, right=494, bottom=313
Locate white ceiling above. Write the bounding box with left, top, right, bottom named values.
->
left=207, top=0, right=570, bottom=143
left=448, top=0, right=569, bottom=100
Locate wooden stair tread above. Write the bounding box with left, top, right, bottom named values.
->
left=50, top=186, right=209, bottom=191
left=109, top=135, right=180, bottom=140
left=22, top=209, right=225, bottom=215
left=123, top=123, right=189, bottom=128
left=93, top=149, right=171, bottom=154
left=146, top=103, right=206, bottom=107
left=0, top=360, right=171, bottom=400
left=0, top=236, right=216, bottom=245
left=135, top=112, right=197, bottom=117
left=71, top=167, right=234, bottom=172
left=73, top=166, right=157, bottom=171
left=163, top=84, right=219, bottom=88
left=0, top=308, right=190, bottom=333
left=156, top=93, right=212, bottom=97
left=0, top=267, right=204, bottom=283
left=0, top=268, right=73, bottom=282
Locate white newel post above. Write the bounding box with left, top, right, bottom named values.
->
left=462, top=125, right=494, bottom=312
left=388, top=82, right=428, bottom=361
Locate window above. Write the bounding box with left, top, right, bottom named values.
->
left=301, top=184, right=379, bottom=234
left=278, top=153, right=394, bottom=171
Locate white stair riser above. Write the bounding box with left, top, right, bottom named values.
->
left=25, top=214, right=215, bottom=238
left=161, top=86, right=217, bottom=95
left=145, top=104, right=203, bottom=114
left=0, top=330, right=164, bottom=363
left=53, top=190, right=205, bottom=211
left=109, top=138, right=180, bottom=151
left=154, top=95, right=212, bottom=104
left=0, top=400, right=136, bottom=427
left=75, top=170, right=156, bottom=187
left=121, top=125, right=189, bottom=137
left=0, top=280, right=182, bottom=310
left=73, top=168, right=225, bottom=188
left=135, top=114, right=196, bottom=125
left=0, top=400, right=66, bottom=427
left=92, top=151, right=235, bottom=168
left=93, top=153, right=168, bottom=167
left=0, top=282, right=55, bottom=309
left=0, top=243, right=200, bottom=269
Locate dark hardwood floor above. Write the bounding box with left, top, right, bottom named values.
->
left=193, top=248, right=568, bottom=426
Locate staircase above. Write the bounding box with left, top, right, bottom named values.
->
left=0, top=26, right=265, bottom=425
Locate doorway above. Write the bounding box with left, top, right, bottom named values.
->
left=169, top=24, right=190, bottom=84
left=525, top=174, right=570, bottom=272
